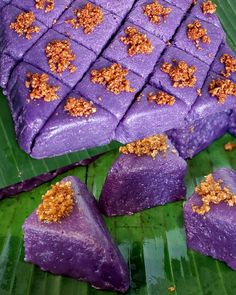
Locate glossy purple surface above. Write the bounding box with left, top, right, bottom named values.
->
left=0, top=54, right=16, bottom=89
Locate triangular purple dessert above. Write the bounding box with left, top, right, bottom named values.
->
left=23, top=176, right=130, bottom=292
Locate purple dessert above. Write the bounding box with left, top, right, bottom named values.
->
left=103, top=22, right=166, bottom=79
left=23, top=176, right=130, bottom=292
left=229, top=110, right=236, bottom=137
left=99, top=135, right=187, bottom=216
left=24, top=29, right=96, bottom=88
left=90, top=0, right=135, bottom=17
left=53, top=0, right=122, bottom=54
left=115, top=84, right=188, bottom=143
left=165, top=0, right=192, bottom=11
left=0, top=54, right=17, bottom=90
left=184, top=168, right=236, bottom=270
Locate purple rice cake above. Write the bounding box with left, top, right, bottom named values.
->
left=115, top=84, right=188, bottom=143
left=150, top=46, right=209, bottom=108
left=53, top=0, right=122, bottom=54
left=128, top=0, right=186, bottom=42
left=0, top=54, right=17, bottom=90
left=23, top=176, right=130, bottom=292
left=76, top=57, right=145, bottom=120
left=7, top=62, right=70, bottom=154
left=31, top=92, right=118, bottom=159
left=165, top=0, right=192, bottom=12
left=184, top=168, right=236, bottom=270
left=229, top=110, right=236, bottom=137
left=99, top=135, right=187, bottom=216
left=24, top=29, right=96, bottom=88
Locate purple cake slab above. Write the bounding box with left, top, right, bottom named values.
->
left=0, top=54, right=17, bottom=90
left=23, top=176, right=130, bottom=292
left=53, top=0, right=122, bottom=54
left=165, top=0, right=192, bottom=11
left=184, top=168, right=236, bottom=270
left=173, top=15, right=224, bottom=65
left=24, top=29, right=96, bottom=88
left=115, top=84, right=188, bottom=143
left=128, top=0, right=185, bottom=42
left=31, top=92, right=118, bottom=159
left=229, top=110, right=236, bottom=137
left=7, top=62, right=70, bottom=154
left=76, top=57, right=145, bottom=120
left=103, top=22, right=166, bottom=79
left=150, top=46, right=209, bottom=108
left=90, top=0, right=135, bottom=17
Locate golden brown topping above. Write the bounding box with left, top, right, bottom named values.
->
left=65, top=3, right=104, bottom=34
left=37, top=181, right=74, bottom=223
left=143, top=0, right=172, bottom=25
left=120, top=26, right=153, bottom=56
left=161, top=60, right=197, bottom=88
left=187, top=20, right=211, bottom=49
left=208, top=79, right=236, bottom=103
left=91, top=63, right=135, bottom=95
left=224, top=142, right=236, bottom=151
left=25, top=72, right=60, bottom=102
left=147, top=91, right=176, bottom=105
left=119, top=134, right=168, bottom=158
left=35, top=0, right=55, bottom=12
left=220, top=54, right=236, bottom=78
left=192, top=174, right=236, bottom=215
left=168, top=286, right=176, bottom=293
left=45, top=40, right=77, bottom=76
left=201, top=0, right=217, bottom=14
left=10, top=11, right=40, bottom=40
left=197, top=88, right=202, bottom=96
left=64, top=97, right=96, bottom=117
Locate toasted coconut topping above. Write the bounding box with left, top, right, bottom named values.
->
left=25, top=72, right=60, bottom=102
left=37, top=181, right=74, bottom=223
left=192, top=174, right=236, bottom=215
left=143, top=0, right=172, bottom=25
left=187, top=20, right=211, bottom=49
left=35, top=0, right=54, bottom=12
left=91, top=63, right=135, bottom=95
left=64, top=97, right=96, bottom=117
left=147, top=91, right=176, bottom=105
left=220, top=54, right=236, bottom=78
left=208, top=79, right=236, bottom=103
left=10, top=11, right=40, bottom=40
left=120, top=26, right=154, bottom=56
left=119, top=134, right=168, bottom=158
left=65, top=3, right=104, bottom=34
left=45, top=40, right=77, bottom=76
left=168, top=286, right=176, bottom=293
left=161, top=60, right=197, bottom=88
left=224, top=142, right=236, bottom=151
left=201, top=0, right=217, bottom=14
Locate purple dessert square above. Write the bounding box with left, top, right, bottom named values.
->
left=0, top=5, right=47, bottom=61
left=31, top=91, right=118, bottom=159
left=90, top=0, right=135, bottom=17
left=76, top=57, right=145, bottom=120
left=115, top=84, right=188, bottom=143
left=184, top=168, right=236, bottom=270
left=229, top=110, right=236, bottom=137
left=165, top=0, right=192, bottom=11
left=128, top=0, right=185, bottom=42
left=7, top=62, right=70, bottom=154
left=173, top=15, right=224, bottom=65
left=150, top=46, right=209, bottom=108
left=0, top=54, right=17, bottom=90
left=24, top=29, right=96, bottom=88
left=53, top=0, right=122, bottom=54
left=103, top=22, right=166, bottom=79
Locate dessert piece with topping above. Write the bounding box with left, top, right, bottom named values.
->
left=103, top=23, right=166, bottom=79
left=31, top=91, right=118, bottom=158
left=184, top=168, right=236, bottom=270
left=150, top=46, right=209, bottom=108
left=23, top=176, right=130, bottom=292
left=229, top=110, right=236, bottom=137
left=24, top=29, right=96, bottom=88
left=53, top=0, right=122, bottom=54
left=115, top=84, right=188, bottom=143
left=76, top=57, right=145, bottom=120
left=99, top=134, right=187, bottom=216
left=173, top=15, right=224, bottom=65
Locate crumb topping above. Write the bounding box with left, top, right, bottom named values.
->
left=208, top=79, right=236, bottom=103
left=91, top=63, right=135, bottom=95
left=143, top=0, right=172, bottom=25
left=35, top=0, right=54, bottom=12
left=119, top=134, right=168, bottom=158
left=201, top=0, right=217, bottom=14
left=168, top=286, right=176, bottom=293
left=10, top=11, right=40, bottom=40
left=45, top=40, right=77, bottom=76
left=187, top=20, right=211, bottom=49
left=220, top=54, right=236, bottom=78
left=65, top=3, right=104, bottom=34
left=224, top=142, right=236, bottom=151
left=64, top=97, right=96, bottom=117
left=25, top=72, right=60, bottom=102
left=147, top=91, right=176, bottom=105
left=192, top=174, right=236, bottom=215
left=161, top=60, right=197, bottom=88
left=197, top=88, right=202, bottom=96
left=37, top=181, right=74, bottom=223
